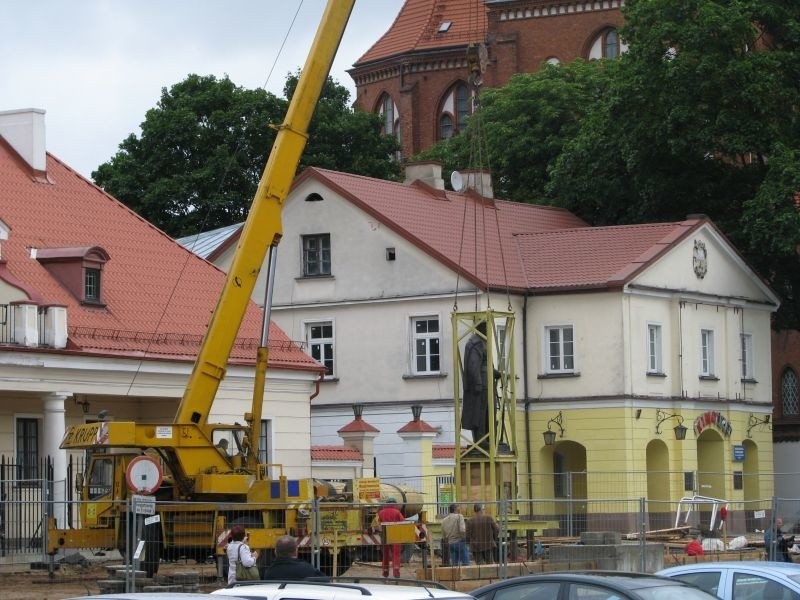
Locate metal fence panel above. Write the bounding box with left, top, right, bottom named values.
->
left=7, top=457, right=800, bottom=578
left=0, top=456, right=53, bottom=566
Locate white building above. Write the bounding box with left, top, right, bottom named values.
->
left=189, top=163, right=779, bottom=520
left=0, top=108, right=323, bottom=493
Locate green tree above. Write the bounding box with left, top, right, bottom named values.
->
left=417, top=0, right=800, bottom=325
left=417, top=59, right=616, bottom=202
left=547, top=0, right=800, bottom=325
left=285, top=73, right=401, bottom=180
left=742, top=144, right=800, bottom=329
left=94, top=74, right=399, bottom=237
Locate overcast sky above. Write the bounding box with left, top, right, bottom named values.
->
left=1, top=1, right=404, bottom=179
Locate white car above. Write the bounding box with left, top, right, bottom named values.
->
left=68, top=595, right=251, bottom=600
left=656, top=561, right=800, bottom=599
left=212, top=579, right=475, bottom=600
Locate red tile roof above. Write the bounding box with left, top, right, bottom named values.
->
left=338, top=416, right=380, bottom=433
left=515, top=220, right=704, bottom=292
left=433, top=443, right=461, bottom=459
left=397, top=417, right=439, bottom=434
left=311, top=445, right=363, bottom=461
left=296, top=167, right=588, bottom=291
left=355, top=0, right=487, bottom=65
left=294, top=169, right=716, bottom=295
left=0, top=141, right=319, bottom=371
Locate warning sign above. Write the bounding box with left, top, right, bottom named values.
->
left=354, top=478, right=380, bottom=501
left=320, top=510, right=347, bottom=531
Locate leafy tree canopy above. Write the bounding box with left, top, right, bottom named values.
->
left=415, top=0, right=800, bottom=327
left=94, top=73, right=400, bottom=237
left=415, top=59, right=618, bottom=202
left=284, top=72, right=401, bottom=180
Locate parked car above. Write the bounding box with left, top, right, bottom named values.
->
left=470, top=571, right=719, bottom=600
left=212, top=578, right=475, bottom=600
left=657, top=561, right=800, bottom=599
left=68, top=595, right=251, bottom=600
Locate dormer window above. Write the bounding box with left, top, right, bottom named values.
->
left=85, top=268, right=101, bottom=301
left=36, top=246, right=110, bottom=306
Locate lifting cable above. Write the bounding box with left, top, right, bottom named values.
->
left=453, top=11, right=513, bottom=314
left=125, top=2, right=305, bottom=396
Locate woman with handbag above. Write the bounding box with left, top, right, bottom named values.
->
left=226, top=525, right=260, bottom=585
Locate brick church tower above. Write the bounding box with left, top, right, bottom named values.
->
left=349, top=0, right=625, bottom=161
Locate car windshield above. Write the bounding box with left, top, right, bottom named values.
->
left=635, top=586, right=719, bottom=600
left=667, top=572, right=721, bottom=596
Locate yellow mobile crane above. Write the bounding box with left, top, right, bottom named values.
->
left=47, top=0, right=422, bottom=577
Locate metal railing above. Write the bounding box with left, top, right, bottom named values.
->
left=0, top=456, right=54, bottom=563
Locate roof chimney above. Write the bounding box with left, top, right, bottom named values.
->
left=0, top=108, right=47, bottom=173
left=462, top=168, right=494, bottom=198
left=404, top=160, right=445, bottom=190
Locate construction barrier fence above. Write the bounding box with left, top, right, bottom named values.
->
left=3, top=459, right=798, bottom=584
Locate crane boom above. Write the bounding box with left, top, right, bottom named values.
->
left=175, top=0, right=355, bottom=429
left=49, top=4, right=433, bottom=578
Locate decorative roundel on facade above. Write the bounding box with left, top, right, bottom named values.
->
left=125, top=455, right=163, bottom=494
left=693, top=240, right=708, bottom=279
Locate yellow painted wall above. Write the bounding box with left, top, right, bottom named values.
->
left=517, top=405, right=774, bottom=502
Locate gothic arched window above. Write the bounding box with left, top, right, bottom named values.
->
left=782, top=368, right=799, bottom=416
left=378, top=93, right=398, bottom=136
left=438, top=82, right=471, bottom=140
left=376, top=93, right=401, bottom=160
left=588, top=28, right=627, bottom=60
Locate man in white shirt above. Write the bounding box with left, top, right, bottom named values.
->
left=440, top=504, right=469, bottom=566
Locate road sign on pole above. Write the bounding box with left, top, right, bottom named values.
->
left=132, top=494, right=156, bottom=516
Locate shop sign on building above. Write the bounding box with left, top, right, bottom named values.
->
left=732, top=444, right=745, bottom=462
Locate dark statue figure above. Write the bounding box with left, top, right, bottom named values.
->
left=462, top=321, right=492, bottom=446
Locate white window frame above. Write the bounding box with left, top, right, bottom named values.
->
left=647, top=323, right=663, bottom=374
left=302, top=233, right=331, bottom=277
left=700, top=328, right=715, bottom=377
left=305, top=320, right=335, bottom=378
left=740, top=333, right=754, bottom=380
left=84, top=267, right=101, bottom=301
left=544, top=324, right=575, bottom=374
left=495, top=319, right=508, bottom=371
left=410, top=315, right=441, bottom=375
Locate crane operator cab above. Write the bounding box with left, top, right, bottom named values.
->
left=212, top=428, right=248, bottom=469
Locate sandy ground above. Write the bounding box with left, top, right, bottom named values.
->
left=0, top=559, right=217, bottom=599
left=0, top=555, right=427, bottom=599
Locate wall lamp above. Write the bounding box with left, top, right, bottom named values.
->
left=655, top=409, right=687, bottom=440
left=352, top=403, right=364, bottom=419
left=746, top=413, right=771, bottom=438
left=543, top=411, right=565, bottom=446
left=74, top=396, right=90, bottom=414
left=411, top=404, right=423, bottom=421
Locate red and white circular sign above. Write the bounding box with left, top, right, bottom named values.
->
left=125, top=455, right=163, bottom=494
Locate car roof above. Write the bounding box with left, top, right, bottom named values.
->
left=658, top=561, right=800, bottom=575
left=212, top=579, right=474, bottom=600
left=68, top=594, right=251, bottom=600
left=470, top=571, right=694, bottom=595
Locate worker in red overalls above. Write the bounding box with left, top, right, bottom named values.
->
left=377, top=497, right=405, bottom=578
